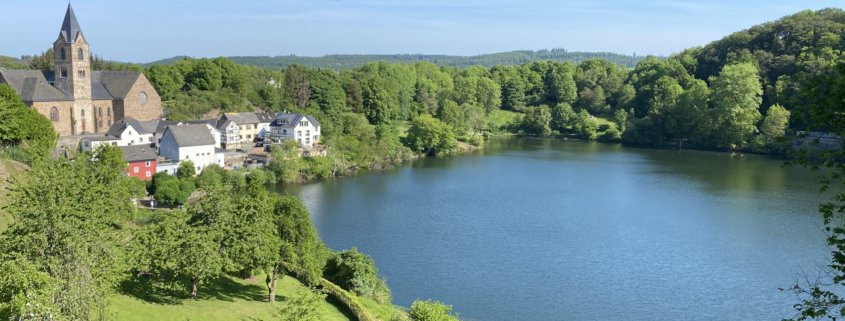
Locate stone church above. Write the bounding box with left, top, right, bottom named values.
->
left=0, top=4, right=162, bottom=136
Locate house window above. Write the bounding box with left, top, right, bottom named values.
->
left=145, top=161, right=151, bottom=167
left=60, top=48, right=66, bottom=60
left=133, top=167, right=139, bottom=173
left=60, top=68, right=68, bottom=78
left=50, top=107, right=59, bottom=122
left=145, top=171, right=151, bottom=177
left=77, top=48, right=84, bottom=61
left=283, top=129, right=287, bottom=134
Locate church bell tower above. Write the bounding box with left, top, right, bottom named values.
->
left=53, top=3, right=92, bottom=133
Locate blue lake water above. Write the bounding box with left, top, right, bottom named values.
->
left=282, top=138, right=829, bottom=321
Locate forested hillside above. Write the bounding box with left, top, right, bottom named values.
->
left=148, top=49, right=647, bottom=69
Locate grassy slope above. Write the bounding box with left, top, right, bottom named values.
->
left=109, top=275, right=352, bottom=321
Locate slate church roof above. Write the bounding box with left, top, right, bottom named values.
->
left=0, top=69, right=143, bottom=103
left=0, top=70, right=70, bottom=102
left=60, top=3, right=83, bottom=43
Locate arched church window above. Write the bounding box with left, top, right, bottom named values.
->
left=50, top=107, right=59, bottom=122
left=60, top=48, right=66, bottom=60
left=77, top=48, right=83, bottom=61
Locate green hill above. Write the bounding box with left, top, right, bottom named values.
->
left=147, top=49, right=649, bottom=69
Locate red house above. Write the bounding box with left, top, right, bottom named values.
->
left=120, top=145, right=157, bottom=180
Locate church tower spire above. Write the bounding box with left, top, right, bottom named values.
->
left=60, top=3, right=83, bottom=44
left=53, top=3, right=92, bottom=134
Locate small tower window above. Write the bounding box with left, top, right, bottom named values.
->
left=60, top=68, right=68, bottom=78
left=50, top=107, right=59, bottom=122
left=77, top=48, right=84, bottom=61
left=60, top=48, right=66, bottom=60
left=78, top=70, right=85, bottom=78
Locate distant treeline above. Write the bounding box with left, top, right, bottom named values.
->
left=147, top=49, right=649, bottom=70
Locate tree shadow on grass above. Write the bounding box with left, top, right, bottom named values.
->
left=324, top=294, right=357, bottom=321
left=118, top=275, right=266, bottom=304
left=118, top=275, right=185, bottom=305
left=200, top=276, right=266, bottom=302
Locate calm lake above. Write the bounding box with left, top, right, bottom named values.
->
left=281, top=138, right=830, bottom=321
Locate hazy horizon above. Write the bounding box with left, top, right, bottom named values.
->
left=1, top=0, right=842, bottom=63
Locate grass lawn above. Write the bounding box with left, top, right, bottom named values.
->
left=360, top=297, right=405, bottom=321
left=109, top=275, right=353, bottom=321
left=487, top=109, right=521, bottom=129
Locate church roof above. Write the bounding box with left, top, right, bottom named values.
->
left=0, top=69, right=143, bottom=102
left=60, top=4, right=83, bottom=44
left=0, top=70, right=71, bottom=102
left=92, top=71, right=141, bottom=99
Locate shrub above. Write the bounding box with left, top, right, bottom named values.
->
left=324, top=248, right=392, bottom=304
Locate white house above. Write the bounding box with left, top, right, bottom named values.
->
left=216, top=118, right=240, bottom=150
left=81, top=117, right=155, bottom=152
left=256, top=112, right=275, bottom=140
left=268, top=113, right=321, bottom=148
left=152, top=120, right=221, bottom=149
left=159, top=124, right=224, bottom=173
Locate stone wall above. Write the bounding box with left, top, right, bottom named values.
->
left=31, top=101, right=75, bottom=136
left=92, top=100, right=114, bottom=133
left=122, top=74, right=162, bottom=121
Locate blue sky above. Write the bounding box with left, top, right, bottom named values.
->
left=0, top=0, right=841, bottom=63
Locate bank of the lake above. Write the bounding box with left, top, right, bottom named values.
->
left=279, top=137, right=829, bottom=321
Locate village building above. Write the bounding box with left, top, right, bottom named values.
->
left=216, top=112, right=276, bottom=150
left=268, top=113, right=321, bottom=148
left=120, top=145, right=157, bottom=181
left=149, top=119, right=220, bottom=149
left=159, top=124, right=225, bottom=173
left=80, top=117, right=156, bottom=152
left=0, top=4, right=163, bottom=137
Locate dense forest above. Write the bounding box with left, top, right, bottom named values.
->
left=148, top=49, right=647, bottom=70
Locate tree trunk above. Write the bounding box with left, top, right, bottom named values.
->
left=267, top=264, right=279, bottom=302
left=191, top=277, right=199, bottom=300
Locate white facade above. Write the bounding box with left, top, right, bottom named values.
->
left=156, top=159, right=179, bottom=175
left=219, top=121, right=240, bottom=149
left=269, top=114, right=321, bottom=148
left=80, top=123, right=154, bottom=152
left=159, top=127, right=222, bottom=173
